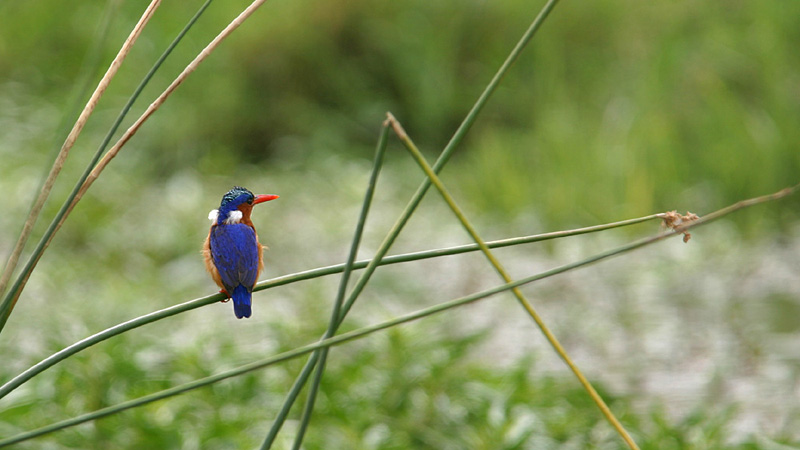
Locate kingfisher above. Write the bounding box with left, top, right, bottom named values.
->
left=203, top=186, right=279, bottom=319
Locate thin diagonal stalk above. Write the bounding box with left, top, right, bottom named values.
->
left=290, top=123, right=389, bottom=449
left=0, top=0, right=218, bottom=334
left=0, top=0, right=213, bottom=384
left=262, top=2, right=561, bottom=443
left=0, top=0, right=162, bottom=326
left=389, top=114, right=638, bottom=449
left=0, top=294, right=217, bottom=400
left=0, top=216, right=657, bottom=401
left=260, top=123, right=390, bottom=449
left=79, top=0, right=273, bottom=191
left=30, top=0, right=121, bottom=222
left=15, top=0, right=272, bottom=308
left=2, top=0, right=120, bottom=295
left=0, top=0, right=269, bottom=333
left=336, top=0, right=562, bottom=324
left=439, top=0, right=561, bottom=169
left=5, top=187, right=794, bottom=448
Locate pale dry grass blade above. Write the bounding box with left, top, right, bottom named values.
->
left=0, top=0, right=162, bottom=297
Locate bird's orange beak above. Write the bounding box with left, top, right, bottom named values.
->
left=253, top=194, right=279, bottom=205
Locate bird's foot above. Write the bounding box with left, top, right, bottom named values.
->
left=219, top=289, right=230, bottom=302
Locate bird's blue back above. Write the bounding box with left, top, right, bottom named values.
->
left=209, top=223, right=259, bottom=318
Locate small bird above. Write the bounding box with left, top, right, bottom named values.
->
left=203, top=186, right=279, bottom=318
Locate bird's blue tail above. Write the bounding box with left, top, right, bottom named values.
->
left=232, top=285, right=252, bottom=319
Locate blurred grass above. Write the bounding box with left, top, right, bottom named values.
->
left=0, top=0, right=799, bottom=448
left=2, top=318, right=784, bottom=449
left=0, top=0, right=797, bottom=231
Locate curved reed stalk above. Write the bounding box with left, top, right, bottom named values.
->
left=0, top=0, right=163, bottom=331
left=0, top=215, right=659, bottom=400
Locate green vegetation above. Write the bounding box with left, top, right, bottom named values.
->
left=0, top=0, right=798, bottom=448
left=0, top=323, right=765, bottom=449
left=1, top=1, right=797, bottom=229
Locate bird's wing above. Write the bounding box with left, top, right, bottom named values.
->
left=209, top=224, right=260, bottom=291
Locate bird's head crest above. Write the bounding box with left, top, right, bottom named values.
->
left=209, top=186, right=278, bottom=226
left=220, top=186, right=255, bottom=209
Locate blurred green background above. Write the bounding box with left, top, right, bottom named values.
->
left=0, top=0, right=799, bottom=448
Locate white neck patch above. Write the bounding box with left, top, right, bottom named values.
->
left=208, top=209, right=243, bottom=224
left=224, top=210, right=243, bottom=224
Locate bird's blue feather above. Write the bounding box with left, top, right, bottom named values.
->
left=231, top=284, right=251, bottom=319
left=209, top=223, right=259, bottom=318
